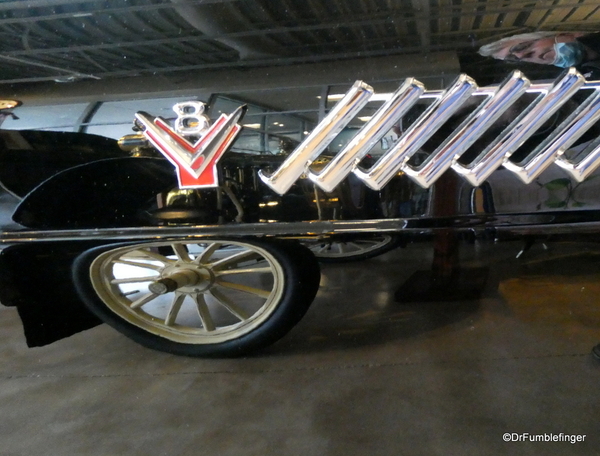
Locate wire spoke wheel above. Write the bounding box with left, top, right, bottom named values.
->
left=304, top=234, right=400, bottom=262
left=73, top=239, right=320, bottom=357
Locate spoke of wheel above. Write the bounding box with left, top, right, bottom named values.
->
left=129, top=291, right=161, bottom=309
left=208, top=288, right=250, bottom=321
left=138, top=249, right=176, bottom=264
left=122, top=290, right=140, bottom=297
left=215, top=279, right=271, bottom=299
left=358, top=240, right=379, bottom=246
left=210, top=249, right=261, bottom=270
left=171, top=243, right=191, bottom=262
left=347, top=242, right=365, bottom=251
left=316, top=244, right=331, bottom=253
left=194, top=294, right=216, bottom=331
left=195, top=242, right=222, bottom=264
left=110, top=275, right=158, bottom=284
left=164, top=293, right=186, bottom=326
left=337, top=243, right=347, bottom=254
left=215, top=266, right=273, bottom=276
left=114, top=259, right=163, bottom=271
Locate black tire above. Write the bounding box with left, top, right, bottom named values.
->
left=304, top=234, right=402, bottom=263
left=72, top=238, right=320, bottom=357
left=592, top=343, right=600, bottom=361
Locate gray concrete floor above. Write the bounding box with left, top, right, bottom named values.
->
left=1, top=239, right=599, bottom=455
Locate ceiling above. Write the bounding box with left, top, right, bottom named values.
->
left=1, top=0, right=599, bottom=95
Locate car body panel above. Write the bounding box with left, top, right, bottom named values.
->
left=1, top=16, right=600, bottom=353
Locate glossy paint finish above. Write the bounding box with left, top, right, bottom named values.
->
left=1, top=240, right=599, bottom=454
left=1, top=4, right=600, bottom=452
left=2, top=69, right=600, bottom=357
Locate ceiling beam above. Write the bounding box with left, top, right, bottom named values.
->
left=0, top=0, right=237, bottom=12
left=4, top=3, right=598, bottom=57
left=7, top=52, right=459, bottom=104
left=5, top=47, right=460, bottom=83
left=0, top=0, right=239, bottom=24
left=0, top=54, right=100, bottom=80
left=0, top=1, right=594, bottom=26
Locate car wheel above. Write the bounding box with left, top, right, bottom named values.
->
left=73, top=238, right=320, bottom=357
left=304, top=234, right=401, bottom=263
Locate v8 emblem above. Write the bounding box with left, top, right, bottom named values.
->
left=135, top=101, right=246, bottom=188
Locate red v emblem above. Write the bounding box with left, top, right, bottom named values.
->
left=135, top=105, right=245, bottom=188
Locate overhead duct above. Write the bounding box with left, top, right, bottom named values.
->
left=170, top=0, right=290, bottom=59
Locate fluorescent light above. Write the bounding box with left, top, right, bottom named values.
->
left=328, top=93, right=392, bottom=102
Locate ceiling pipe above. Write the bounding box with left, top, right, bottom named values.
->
left=170, top=0, right=290, bottom=60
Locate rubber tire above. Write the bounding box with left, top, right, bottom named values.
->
left=592, top=343, right=600, bottom=361
left=72, top=238, right=321, bottom=357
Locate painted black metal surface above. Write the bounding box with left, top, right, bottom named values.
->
left=3, top=67, right=600, bottom=353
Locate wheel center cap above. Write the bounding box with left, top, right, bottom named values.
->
left=149, top=263, right=215, bottom=294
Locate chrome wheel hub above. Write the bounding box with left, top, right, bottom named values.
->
left=150, top=263, right=215, bottom=294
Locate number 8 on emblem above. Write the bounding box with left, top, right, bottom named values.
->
left=173, top=101, right=210, bottom=136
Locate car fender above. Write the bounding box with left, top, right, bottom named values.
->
left=0, top=241, right=105, bottom=346
left=12, top=157, right=176, bottom=229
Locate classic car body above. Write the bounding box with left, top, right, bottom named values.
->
left=2, top=66, right=600, bottom=357
left=1, top=1, right=600, bottom=358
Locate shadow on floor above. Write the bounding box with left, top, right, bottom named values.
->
left=261, top=264, right=483, bottom=356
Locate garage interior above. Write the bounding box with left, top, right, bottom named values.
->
left=1, top=1, right=600, bottom=454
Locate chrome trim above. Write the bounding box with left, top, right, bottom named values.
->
left=554, top=96, right=600, bottom=182
left=117, top=133, right=149, bottom=151
left=405, top=71, right=529, bottom=187
left=309, top=78, right=424, bottom=192
left=262, top=69, right=600, bottom=195
left=258, top=80, right=374, bottom=195
left=3, top=213, right=600, bottom=243
left=355, top=73, right=478, bottom=190
left=503, top=87, right=600, bottom=183
left=555, top=135, right=600, bottom=182
left=135, top=105, right=244, bottom=188
left=454, top=68, right=585, bottom=185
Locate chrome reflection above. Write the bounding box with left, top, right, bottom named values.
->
left=263, top=69, right=600, bottom=195
left=309, top=78, right=425, bottom=192
left=504, top=87, right=600, bottom=183
left=405, top=71, right=530, bottom=187
left=258, top=80, right=374, bottom=195
left=454, top=68, right=585, bottom=185
left=355, top=73, right=478, bottom=190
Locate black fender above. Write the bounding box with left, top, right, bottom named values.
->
left=13, top=157, right=176, bottom=229
left=0, top=130, right=127, bottom=198
left=0, top=241, right=105, bottom=347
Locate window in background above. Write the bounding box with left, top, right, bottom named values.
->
left=1, top=103, right=89, bottom=131
left=210, top=95, right=313, bottom=155
left=85, top=96, right=209, bottom=139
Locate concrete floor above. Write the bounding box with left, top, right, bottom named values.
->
left=1, top=239, right=599, bottom=455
